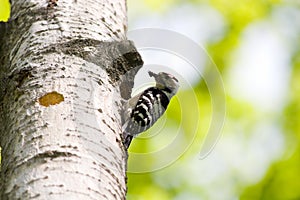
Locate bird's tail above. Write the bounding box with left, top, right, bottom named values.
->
left=123, top=132, right=133, bottom=150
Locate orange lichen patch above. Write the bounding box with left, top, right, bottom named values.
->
left=38, top=91, right=64, bottom=107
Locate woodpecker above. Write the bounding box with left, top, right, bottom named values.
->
left=122, top=71, right=180, bottom=149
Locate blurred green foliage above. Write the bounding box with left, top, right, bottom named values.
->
left=241, top=49, right=300, bottom=200
left=208, top=0, right=283, bottom=72
left=127, top=0, right=300, bottom=200
left=0, top=0, right=10, bottom=22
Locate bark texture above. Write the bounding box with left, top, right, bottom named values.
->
left=0, top=0, right=142, bottom=199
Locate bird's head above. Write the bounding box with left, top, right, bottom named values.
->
left=148, top=71, right=180, bottom=96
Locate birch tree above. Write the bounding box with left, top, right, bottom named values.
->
left=0, top=0, right=142, bottom=199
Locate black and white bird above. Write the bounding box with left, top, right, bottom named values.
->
left=122, top=71, right=180, bottom=149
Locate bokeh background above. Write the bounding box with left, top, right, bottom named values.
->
left=126, top=0, right=300, bottom=200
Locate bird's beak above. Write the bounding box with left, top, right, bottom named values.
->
left=148, top=71, right=158, bottom=78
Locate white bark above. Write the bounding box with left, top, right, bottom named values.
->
left=0, top=0, right=142, bottom=199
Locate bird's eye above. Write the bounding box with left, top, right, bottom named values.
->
left=170, top=76, right=178, bottom=82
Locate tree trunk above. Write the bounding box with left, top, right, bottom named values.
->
left=0, top=0, right=142, bottom=199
